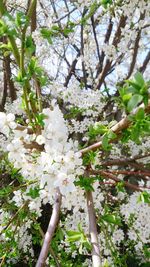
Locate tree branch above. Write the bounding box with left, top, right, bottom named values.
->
left=33, top=218, right=62, bottom=267
left=0, top=64, right=7, bottom=111
left=126, top=30, right=141, bottom=79
left=92, top=170, right=143, bottom=192
left=80, top=100, right=150, bottom=154
left=3, top=39, right=17, bottom=102
left=91, top=15, right=101, bottom=62
left=80, top=8, right=88, bottom=89
left=64, top=55, right=80, bottom=87
left=36, top=188, right=62, bottom=267
left=96, top=17, right=113, bottom=77
left=95, top=16, right=127, bottom=89
left=138, top=50, right=150, bottom=73
left=86, top=190, right=101, bottom=267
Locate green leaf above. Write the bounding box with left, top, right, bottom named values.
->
left=29, top=91, right=36, bottom=101
left=0, top=14, right=17, bottom=37
left=25, top=36, right=35, bottom=56
left=81, top=2, right=101, bottom=25
left=27, top=57, right=48, bottom=86
left=143, top=120, right=150, bottom=132
left=128, top=86, right=139, bottom=94
left=63, top=25, right=75, bottom=37
left=0, top=42, right=12, bottom=51
left=15, top=71, right=28, bottom=86
left=143, top=94, right=149, bottom=106
left=65, top=106, right=84, bottom=119
left=79, top=243, right=83, bottom=254
left=77, top=223, right=84, bottom=233
left=27, top=56, right=37, bottom=75
left=26, top=187, right=40, bottom=199
left=107, top=130, right=117, bottom=140
left=41, top=28, right=53, bottom=44
left=134, top=72, right=145, bottom=87
left=102, top=133, right=113, bottom=151
left=101, top=214, right=122, bottom=226
left=35, top=113, right=46, bottom=127
left=57, top=227, right=64, bottom=241
left=116, top=181, right=125, bottom=192
left=102, top=260, right=110, bottom=267
left=136, top=108, right=145, bottom=120
left=0, top=19, right=7, bottom=36
left=66, top=231, right=81, bottom=242
left=127, top=94, right=143, bottom=112
left=0, top=186, right=12, bottom=197
left=88, top=123, right=108, bottom=140
left=75, top=176, right=94, bottom=191
left=102, top=133, right=109, bottom=150
left=122, top=93, right=132, bottom=103
left=143, top=245, right=150, bottom=259
left=101, top=0, right=112, bottom=8
left=138, top=191, right=150, bottom=204
left=140, top=85, right=148, bottom=95
left=83, top=151, right=97, bottom=166
left=130, top=124, right=141, bottom=143
left=67, top=230, right=80, bottom=237
left=127, top=81, right=141, bottom=91
left=41, top=26, right=61, bottom=43
left=15, top=12, right=28, bottom=29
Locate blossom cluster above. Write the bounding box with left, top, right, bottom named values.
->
left=0, top=0, right=150, bottom=266
left=0, top=103, right=83, bottom=199
left=121, top=192, right=150, bottom=257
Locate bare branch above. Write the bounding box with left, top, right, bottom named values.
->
left=54, top=7, right=77, bottom=23
left=36, top=188, right=62, bottom=267
left=92, top=170, right=142, bottom=192
left=64, top=55, right=80, bottom=87
left=139, top=50, right=150, bottom=73
left=96, top=17, right=113, bottom=77
left=126, top=31, right=141, bottom=79
left=80, top=8, right=88, bottom=89
left=95, top=16, right=127, bottom=89
left=101, top=154, right=150, bottom=172
left=103, top=169, right=150, bottom=179
left=3, top=37, right=17, bottom=102
left=91, top=15, right=101, bottom=62
left=33, top=218, right=62, bottom=267
left=86, top=190, right=101, bottom=267
left=0, top=66, right=7, bottom=111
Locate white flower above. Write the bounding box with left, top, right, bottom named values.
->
left=28, top=200, right=42, bottom=216
left=128, top=230, right=137, bottom=241
left=0, top=112, right=16, bottom=136
left=36, top=135, right=45, bottom=145
left=12, top=190, right=23, bottom=207
left=54, top=174, right=76, bottom=195
left=7, top=138, right=26, bottom=163
left=112, top=229, right=124, bottom=245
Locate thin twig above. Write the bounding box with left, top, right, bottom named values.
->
left=0, top=201, right=29, bottom=235
left=139, top=50, right=150, bottom=73
left=92, top=170, right=142, bottom=192
left=108, top=169, right=150, bottom=178
left=95, top=15, right=127, bottom=89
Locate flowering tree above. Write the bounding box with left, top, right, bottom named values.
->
left=0, top=0, right=150, bottom=266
